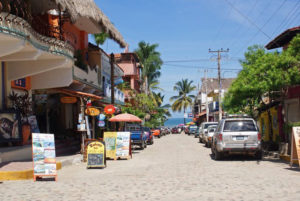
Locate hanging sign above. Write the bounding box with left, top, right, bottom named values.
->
left=103, top=132, right=117, bottom=159
left=291, top=127, right=300, bottom=167
left=116, top=132, right=131, bottom=159
left=98, top=120, right=105, bottom=127
left=32, top=133, right=57, bottom=181
left=60, top=97, right=77, bottom=104
left=87, top=141, right=106, bottom=168
left=98, top=114, right=106, bottom=121
left=85, top=107, right=100, bottom=116
left=104, top=105, right=115, bottom=115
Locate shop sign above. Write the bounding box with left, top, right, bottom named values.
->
left=116, top=132, right=131, bottom=159
left=104, top=105, right=115, bottom=114
left=98, top=120, right=105, bottom=127
left=291, top=127, right=300, bottom=167
left=188, top=113, right=193, bottom=118
left=11, top=77, right=31, bottom=90
left=85, top=107, right=100, bottom=116
left=104, top=132, right=117, bottom=159
left=98, top=114, right=106, bottom=121
left=60, top=97, right=77, bottom=104
left=87, top=141, right=106, bottom=168
left=32, top=133, right=57, bottom=181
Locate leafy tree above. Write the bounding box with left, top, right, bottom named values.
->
left=93, top=32, right=109, bottom=47
left=170, top=79, right=196, bottom=124
left=135, top=41, right=163, bottom=94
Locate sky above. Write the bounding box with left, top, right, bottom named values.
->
left=92, top=0, right=300, bottom=118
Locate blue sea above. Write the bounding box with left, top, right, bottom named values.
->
left=164, top=118, right=193, bottom=127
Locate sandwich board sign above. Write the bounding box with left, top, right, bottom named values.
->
left=32, top=133, right=57, bottom=181
left=116, top=132, right=131, bottom=159
left=103, top=132, right=117, bottom=159
left=291, top=127, right=300, bottom=167
left=87, top=141, right=106, bottom=168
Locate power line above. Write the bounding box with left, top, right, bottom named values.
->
left=163, top=57, right=241, bottom=63
left=163, top=63, right=241, bottom=71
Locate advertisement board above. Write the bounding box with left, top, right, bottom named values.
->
left=116, top=132, right=131, bottom=159
left=32, top=133, right=57, bottom=181
left=87, top=141, right=106, bottom=168
left=291, top=127, right=300, bottom=167
left=103, top=132, right=117, bottom=159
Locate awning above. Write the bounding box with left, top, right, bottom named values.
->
left=54, top=88, right=102, bottom=100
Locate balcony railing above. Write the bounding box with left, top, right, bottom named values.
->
left=0, top=0, right=76, bottom=51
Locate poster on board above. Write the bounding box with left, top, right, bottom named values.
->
left=116, top=132, right=131, bottom=158
left=87, top=141, right=106, bottom=168
left=291, top=127, right=300, bottom=167
left=103, top=132, right=117, bottom=159
left=32, top=133, right=57, bottom=181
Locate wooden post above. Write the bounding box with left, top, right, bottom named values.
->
left=110, top=53, right=115, bottom=105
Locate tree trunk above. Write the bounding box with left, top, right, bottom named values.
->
left=184, top=107, right=186, bottom=125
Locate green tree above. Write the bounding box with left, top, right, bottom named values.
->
left=93, top=32, right=109, bottom=47
left=135, top=41, right=163, bottom=94
left=170, top=79, right=196, bottom=124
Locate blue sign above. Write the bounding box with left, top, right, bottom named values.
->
left=98, top=114, right=106, bottom=121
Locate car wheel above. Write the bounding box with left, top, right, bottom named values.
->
left=144, top=141, right=147, bottom=148
left=200, top=138, right=203, bottom=143
left=255, top=151, right=262, bottom=160
left=214, top=149, right=223, bottom=160
left=140, top=141, right=144, bottom=150
left=205, top=142, right=208, bottom=147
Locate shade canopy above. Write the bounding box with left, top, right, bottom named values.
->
left=109, top=113, right=142, bottom=122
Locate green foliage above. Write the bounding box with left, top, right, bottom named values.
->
left=170, top=79, right=196, bottom=113
left=93, top=32, right=109, bottom=46
left=224, top=35, right=300, bottom=116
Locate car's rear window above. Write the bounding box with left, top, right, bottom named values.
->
left=204, top=124, right=218, bottom=129
left=223, top=120, right=257, bottom=132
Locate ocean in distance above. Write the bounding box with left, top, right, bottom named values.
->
left=164, top=118, right=193, bottom=127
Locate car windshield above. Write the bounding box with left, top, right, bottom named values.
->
left=223, top=120, right=257, bottom=132
left=204, top=123, right=218, bottom=129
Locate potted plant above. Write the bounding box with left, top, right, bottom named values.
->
left=9, top=91, right=32, bottom=145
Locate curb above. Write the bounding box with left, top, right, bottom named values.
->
left=0, top=161, right=62, bottom=181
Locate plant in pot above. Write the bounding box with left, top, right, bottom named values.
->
left=9, top=91, right=32, bottom=145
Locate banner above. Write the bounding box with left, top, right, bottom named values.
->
left=87, top=141, right=106, bottom=168
left=291, top=127, right=300, bottom=167
left=32, top=133, right=57, bottom=178
left=116, top=132, right=130, bottom=158
left=104, top=132, right=117, bottom=159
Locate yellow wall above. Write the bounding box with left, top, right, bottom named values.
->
left=258, top=107, right=279, bottom=142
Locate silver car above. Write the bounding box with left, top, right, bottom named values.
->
left=211, top=117, right=262, bottom=160
left=199, top=122, right=218, bottom=143
left=203, top=125, right=217, bottom=148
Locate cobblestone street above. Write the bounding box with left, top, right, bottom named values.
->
left=1, top=134, right=300, bottom=201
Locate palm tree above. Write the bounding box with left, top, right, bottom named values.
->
left=93, top=32, right=109, bottom=47
left=170, top=79, right=196, bottom=124
left=135, top=41, right=163, bottom=94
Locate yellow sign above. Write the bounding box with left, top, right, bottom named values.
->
left=60, top=97, right=77, bottom=104
left=85, top=107, right=100, bottom=116
left=87, top=141, right=105, bottom=168
left=103, top=132, right=117, bottom=159
left=291, top=127, right=300, bottom=167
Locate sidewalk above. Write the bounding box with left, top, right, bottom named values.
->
left=0, top=154, right=82, bottom=181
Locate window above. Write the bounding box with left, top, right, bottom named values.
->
left=223, top=120, right=257, bottom=132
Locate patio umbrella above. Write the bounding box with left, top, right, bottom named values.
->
left=187, top=122, right=195, bottom=125
left=109, top=113, right=142, bottom=122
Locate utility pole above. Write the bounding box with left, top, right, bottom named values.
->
left=110, top=53, right=115, bottom=105
left=204, top=69, right=209, bottom=122
left=208, top=48, right=229, bottom=121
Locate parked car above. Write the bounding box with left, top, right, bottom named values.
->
left=199, top=122, right=218, bottom=143
left=188, top=125, right=198, bottom=136
left=126, top=124, right=147, bottom=149
left=195, top=127, right=200, bottom=138
left=203, top=125, right=217, bottom=147
left=211, top=116, right=262, bottom=160
left=184, top=126, right=189, bottom=134
left=152, top=128, right=161, bottom=138
left=172, top=127, right=179, bottom=134
left=143, top=127, right=154, bottom=145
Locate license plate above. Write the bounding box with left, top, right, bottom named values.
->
left=236, top=136, right=244, bottom=140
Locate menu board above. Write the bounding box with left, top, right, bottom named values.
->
left=116, top=132, right=131, bottom=158
left=32, top=133, right=57, bottom=179
left=291, top=127, right=300, bottom=167
left=103, top=132, right=117, bottom=159
left=87, top=141, right=106, bottom=168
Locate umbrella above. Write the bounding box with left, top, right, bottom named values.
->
left=187, top=122, right=195, bottom=125
left=109, top=113, right=142, bottom=122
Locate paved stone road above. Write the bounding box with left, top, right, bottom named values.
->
left=1, top=134, right=300, bottom=201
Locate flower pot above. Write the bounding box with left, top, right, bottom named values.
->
left=22, top=124, right=31, bottom=145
